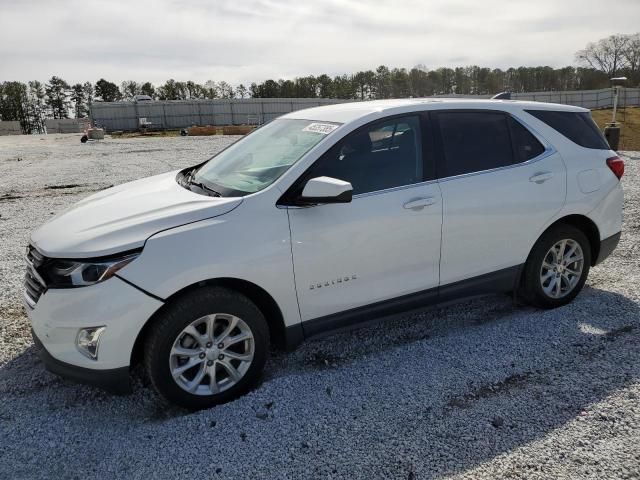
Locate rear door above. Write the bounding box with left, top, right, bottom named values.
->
left=433, top=109, right=566, bottom=285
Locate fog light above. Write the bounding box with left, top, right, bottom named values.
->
left=76, top=327, right=106, bottom=360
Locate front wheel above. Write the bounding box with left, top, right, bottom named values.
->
left=144, top=287, right=269, bottom=410
left=520, top=225, right=591, bottom=309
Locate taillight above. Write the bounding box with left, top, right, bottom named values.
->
left=606, top=156, right=624, bottom=180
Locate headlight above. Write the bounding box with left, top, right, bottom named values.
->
left=46, top=252, right=140, bottom=287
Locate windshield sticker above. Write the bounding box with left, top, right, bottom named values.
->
left=302, top=123, right=339, bottom=135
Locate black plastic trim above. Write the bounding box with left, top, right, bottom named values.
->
left=283, top=324, right=305, bottom=351
left=32, top=330, right=132, bottom=394
left=295, top=189, right=353, bottom=206
left=595, top=231, right=621, bottom=265
left=300, top=265, right=522, bottom=341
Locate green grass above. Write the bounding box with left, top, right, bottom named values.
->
left=591, top=107, right=640, bottom=151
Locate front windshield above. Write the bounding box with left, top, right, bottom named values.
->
left=193, top=118, right=340, bottom=195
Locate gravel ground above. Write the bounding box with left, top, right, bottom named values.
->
left=0, top=134, right=638, bottom=479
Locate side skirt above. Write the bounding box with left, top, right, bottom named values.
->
left=295, top=265, right=523, bottom=342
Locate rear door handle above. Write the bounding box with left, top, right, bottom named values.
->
left=403, top=197, right=437, bottom=210
left=529, top=172, right=553, bottom=184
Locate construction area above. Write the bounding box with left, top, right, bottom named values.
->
left=0, top=132, right=639, bottom=479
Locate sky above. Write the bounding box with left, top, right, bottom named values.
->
left=1, top=0, right=639, bottom=86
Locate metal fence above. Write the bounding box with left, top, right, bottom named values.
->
left=0, top=121, right=22, bottom=136
left=90, top=98, right=350, bottom=132
left=511, top=88, right=640, bottom=109
left=90, top=88, right=640, bottom=132
left=45, top=118, right=91, bottom=134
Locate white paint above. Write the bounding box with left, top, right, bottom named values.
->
left=26, top=98, right=623, bottom=375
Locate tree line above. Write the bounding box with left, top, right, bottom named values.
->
left=1, top=33, right=638, bottom=133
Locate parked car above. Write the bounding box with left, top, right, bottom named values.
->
left=25, top=99, right=624, bottom=409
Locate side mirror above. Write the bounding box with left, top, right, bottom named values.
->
left=298, top=176, right=353, bottom=205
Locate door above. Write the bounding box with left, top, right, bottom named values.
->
left=433, top=110, right=566, bottom=285
left=285, top=114, right=443, bottom=323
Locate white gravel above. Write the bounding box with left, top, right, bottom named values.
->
left=0, top=134, right=638, bottom=479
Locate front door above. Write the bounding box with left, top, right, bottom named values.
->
left=285, top=114, right=443, bottom=325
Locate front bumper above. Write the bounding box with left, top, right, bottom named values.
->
left=32, top=330, right=132, bottom=394
left=25, top=276, right=163, bottom=371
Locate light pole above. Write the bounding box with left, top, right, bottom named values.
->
left=604, top=77, right=627, bottom=150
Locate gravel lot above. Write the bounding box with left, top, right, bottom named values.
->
left=0, top=134, right=638, bottom=479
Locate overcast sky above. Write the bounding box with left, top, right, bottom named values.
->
left=1, top=0, right=639, bottom=86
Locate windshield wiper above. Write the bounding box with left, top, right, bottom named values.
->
left=180, top=168, right=222, bottom=197
left=188, top=179, right=222, bottom=197
left=187, top=179, right=222, bottom=197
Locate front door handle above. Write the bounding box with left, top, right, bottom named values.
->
left=403, top=197, right=437, bottom=210
left=529, top=172, right=553, bottom=184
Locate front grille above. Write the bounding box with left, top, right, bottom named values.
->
left=24, top=246, right=47, bottom=308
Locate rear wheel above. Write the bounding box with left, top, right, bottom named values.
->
left=144, top=287, right=269, bottom=410
left=520, top=225, right=591, bottom=309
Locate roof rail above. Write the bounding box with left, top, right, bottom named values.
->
left=491, top=92, right=512, bottom=100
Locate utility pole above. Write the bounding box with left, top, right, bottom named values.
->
left=604, top=77, right=627, bottom=150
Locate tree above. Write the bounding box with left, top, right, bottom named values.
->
left=203, top=81, right=219, bottom=99
left=215, top=82, right=232, bottom=98
left=315, top=74, right=333, bottom=98
left=353, top=70, right=376, bottom=99
left=185, top=81, right=202, bottom=99
left=390, top=68, right=410, bottom=97
left=120, top=80, right=140, bottom=100
left=83, top=82, right=94, bottom=104
left=576, top=34, right=630, bottom=77
left=374, top=65, right=392, bottom=98
left=95, top=78, right=121, bottom=102
left=0, top=81, right=31, bottom=132
left=157, top=79, right=177, bottom=100
left=45, top=76, right=71, bottom=118
left=70, top=83, right=88, bottom=118
left=249, top=82, right=259, bottom=98
left=278, top=79, right=295, bottom=97
left=140, top=82, right=155, bottom=98
left=623, top=33, right=640, bottom=84
left=28, top=81, right=47, bottom=133
left=236, top=84, right=248, bottom=98
left=332, top=74, right=356, bottom=99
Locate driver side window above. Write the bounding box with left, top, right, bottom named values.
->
left=306, top=115, right=423, bottom=195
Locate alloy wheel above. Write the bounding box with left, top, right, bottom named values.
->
left=169, top=314, right=255, bottom=396
left=539, top=238, right=584, bottom=299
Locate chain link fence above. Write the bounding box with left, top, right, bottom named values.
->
left=88, top=88, right=640, bottom=132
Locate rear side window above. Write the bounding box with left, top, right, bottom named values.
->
left=509, top=117, right=545, bottom=162
left=525, top=110, right=609, bottom=150
left=437, top=111, right=513, bottom=177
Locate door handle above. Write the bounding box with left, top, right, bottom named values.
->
left=529, top=172, right=553, bottom=184
left=403, top=197, right=437, bottom=210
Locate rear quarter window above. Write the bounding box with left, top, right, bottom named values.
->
left=508, top=117, right=545, bottom=162
left=525, top=110, right=609, bottom=150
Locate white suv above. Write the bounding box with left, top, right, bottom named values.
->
left=25, top=99, right=624, bottom=409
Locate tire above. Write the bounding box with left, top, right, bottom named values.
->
left=520, top=224, right=591, bottom=309
left=80, top=135, right=88, bottom=143
left=144, top=287, right=269, bottom=410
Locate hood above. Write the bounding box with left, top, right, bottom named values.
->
left=31, top=171, right=243, bottom=258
